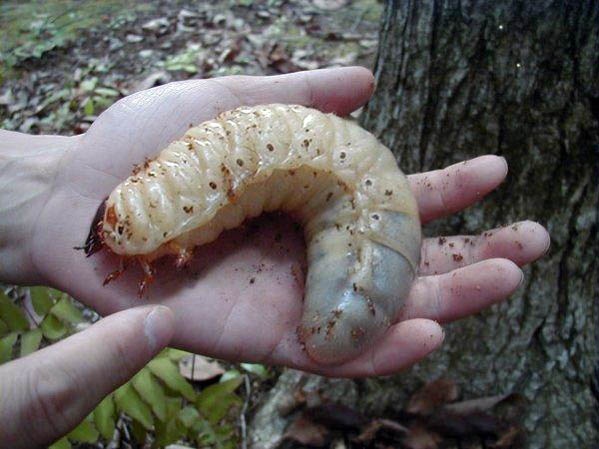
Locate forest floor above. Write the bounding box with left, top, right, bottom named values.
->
left=0, top=0, right=382, bottom=135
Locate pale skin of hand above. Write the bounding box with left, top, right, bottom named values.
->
left=0, top=67, right=549, bottom=447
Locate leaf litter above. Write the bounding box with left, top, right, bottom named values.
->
left=282, top=377, right=527, bottom=448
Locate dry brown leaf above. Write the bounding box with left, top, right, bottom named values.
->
left=402, top=425, right=442, bottom=449
left=490, top=425, right=523, bottom=448
left=406, top=378, right=459, bottom=416
left=284, top=414, right=329, bottom=447
left=428, top=394, right=526, bottom=438
left=442, top=394, right=510, bottom=415
left=428, top=408, right=498, bottom=437
left=267, top=44, right=301, bottom=74
left=354, top=418, right=409, bottom=444
left=307, top=402, right=367, bottom=430
left=178, top=354, right=225, bottom=381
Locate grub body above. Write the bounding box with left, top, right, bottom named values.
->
left=100, top=104, right=421, bottom=364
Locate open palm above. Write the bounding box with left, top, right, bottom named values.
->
left=31, top=67, right=549, bottom=377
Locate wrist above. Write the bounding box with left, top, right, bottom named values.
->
left=0, top=131, right=76, bottom=285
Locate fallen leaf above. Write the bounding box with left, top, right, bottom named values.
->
left=284, top=414, right=329, bottom=447
left=402, top=425, right=442, bottom=449
left=428, top=408, right=498, bottom=438
left=407, top=378, right=459, bottom=416
left=442, top=393, right=524, bottom=416
left=178, top=354, right=225, bottom=381
left=328, top=52, right=357, bottom=67
left=428, top=394, right=526, bottom=438
left=354, top=418, right=409, bottom=444
left=313, top=0, right=348, bottom=11
left=491, top=425, right=523, bottom=448
left=267, top=44, right=301, bottom=74
left=130, top=71, right=172, bottom=93
left=142, top=17, right=170, bottom=35
left=126, top=34, right=144, bottom=43
left=307, top=402, right=366, bottom=430
left=0, top=89, right=14, bottom=106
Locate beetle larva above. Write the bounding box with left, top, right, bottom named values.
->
left=87, top=104, right=421, bottom=364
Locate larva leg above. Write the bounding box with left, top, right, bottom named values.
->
left=167, top=242, right=193, bottom=270
left=103, top=257, right=128, bottom=286
left=175, top=250, right=193, bottom=270
left=137, top=257, right=155, bottom=297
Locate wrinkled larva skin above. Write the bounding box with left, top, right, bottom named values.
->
left=101, top=104, right=421, bottom=364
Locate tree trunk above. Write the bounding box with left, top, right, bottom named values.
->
left=359, top=1, right=598, bottom=447
left=250, top=2, right=598, bottom=448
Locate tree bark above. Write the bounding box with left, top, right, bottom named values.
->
left=359, top=1, right=599, bottom=448
left=251, top=2, right=598, bottom=448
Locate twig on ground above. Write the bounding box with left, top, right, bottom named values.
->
left=240, top=374, right=251, bottom=449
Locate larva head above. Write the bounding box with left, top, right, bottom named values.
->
left=83, top=200, right=107, bottom=257
left=99, top=200, right=123, bottom=253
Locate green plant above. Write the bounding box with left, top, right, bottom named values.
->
left=77, top=77, right=121, bottom=117
left=0, top=287, right=245, bottom=448
left=162, top=44, right=206, bottom=74
left=0, top=1, right=138, bottom=76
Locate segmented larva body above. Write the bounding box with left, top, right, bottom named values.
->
left=101, top=104, right=421, bottom=364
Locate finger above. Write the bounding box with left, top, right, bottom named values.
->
left=399, top=259, right=523, bottom=324
left=419, top=221, right=550, bottom=275
left=408, top=155, right=508, bottom=224
left=0, top=306, right=174, bottom=449
left=313, top=319, right=444, bottom=378
left=209, top=66, right=375, bottom=115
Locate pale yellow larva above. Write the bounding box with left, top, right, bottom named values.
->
left=95, top=104, right=421, bottom=364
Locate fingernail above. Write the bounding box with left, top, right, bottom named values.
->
left=498, top=156, right=508, bottom=177
left=144, top=306, right=174, bottom=353
left=518, top=269, right=525, bottom=288
left=542, top=232, right=551, bottom=256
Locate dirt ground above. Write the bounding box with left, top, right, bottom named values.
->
left=0, top=0, right=382, bottom=136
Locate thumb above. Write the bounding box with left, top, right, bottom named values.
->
left=0, top=305, right=174, bottom=449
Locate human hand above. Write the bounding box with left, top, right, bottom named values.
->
left=4, top=67, right=549, bottom=377
left=0, top=305, right=174, bottom=449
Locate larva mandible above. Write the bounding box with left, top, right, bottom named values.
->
left=85, top=104, right=421, bottom=364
